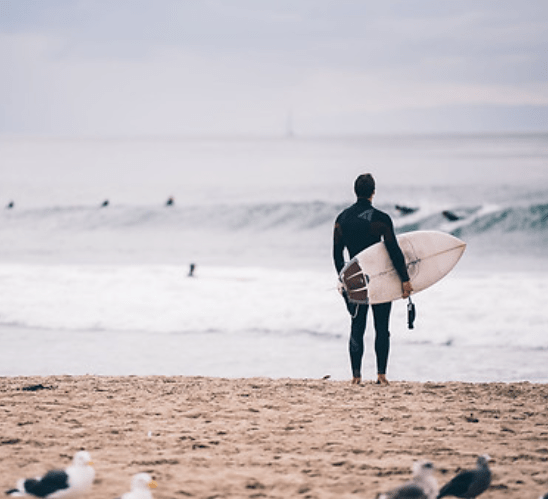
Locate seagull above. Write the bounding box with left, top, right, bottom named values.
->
left=116, top=473, right=157, bottom=499
left=437, top=455, right=491, bottom=498
left=5, top=451, right=95, bottom=499
left=377, top=460, right=438, bottom=499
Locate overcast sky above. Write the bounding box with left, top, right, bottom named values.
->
left=1, top=0, right=546, bottom=136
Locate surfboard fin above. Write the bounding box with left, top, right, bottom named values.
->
left=407, top=297, right=416, bottom=330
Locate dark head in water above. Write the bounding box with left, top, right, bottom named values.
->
left=442, top=210, right=461, bottom=222
left=395, top=204, right=418, bottom=216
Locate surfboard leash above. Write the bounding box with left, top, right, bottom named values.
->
left=407, top=297, right=416, bottom=330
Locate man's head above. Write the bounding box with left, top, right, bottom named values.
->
left=354, top=173, right=375, bottom=199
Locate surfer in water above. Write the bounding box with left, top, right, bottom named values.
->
left=333, top=174, right=413, bottom=386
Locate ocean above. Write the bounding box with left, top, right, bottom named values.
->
left=1, top=134, right=547, bottom=382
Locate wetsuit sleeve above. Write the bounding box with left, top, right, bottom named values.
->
left=381, top=216, right=410, bottom=282
left=333, top=220, right=346, bottom=274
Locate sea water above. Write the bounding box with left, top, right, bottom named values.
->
left=1, top=134, right=547, bottom=382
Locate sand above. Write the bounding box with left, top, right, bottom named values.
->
left=1, top=376, right=547, bottom=499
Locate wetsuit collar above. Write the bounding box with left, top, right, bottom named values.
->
left=356, top=197, right=372, bottom=206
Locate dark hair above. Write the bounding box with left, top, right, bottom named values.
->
left=354, top=174, right=375, bottom=198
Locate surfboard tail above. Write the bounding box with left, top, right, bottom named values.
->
left=340, top=259, right=370, bottom=304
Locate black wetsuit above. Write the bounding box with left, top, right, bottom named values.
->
left=333, top=198, right=409, bottom=378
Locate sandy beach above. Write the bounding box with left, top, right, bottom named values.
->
left=1, top=376, right=547, bottom=499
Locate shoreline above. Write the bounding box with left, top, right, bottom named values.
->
left=1, top=376, right=547, bottom=498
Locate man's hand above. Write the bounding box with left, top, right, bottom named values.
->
left=402, top=281, right=413, bottom=299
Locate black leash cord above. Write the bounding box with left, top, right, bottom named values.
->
left=407, top=297, right=416, bottom=330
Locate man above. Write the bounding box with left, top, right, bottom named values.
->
left=333, top=174, right=413, bottom=385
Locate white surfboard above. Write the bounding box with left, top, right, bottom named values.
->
left=339, top=230, right=466, bottom=304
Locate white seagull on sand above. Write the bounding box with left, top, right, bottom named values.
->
left=5, top=451, right=95, bottom=499
left=437, top=455, right=491, bottom=499
left=116, top=473, right=157, bottom=499
left=377, top=460, right=438, bottom=499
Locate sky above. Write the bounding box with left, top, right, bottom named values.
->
left=0, top=0, right=547, bottom=136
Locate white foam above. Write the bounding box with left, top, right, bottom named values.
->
left=0, top=263, right=547, bottom=381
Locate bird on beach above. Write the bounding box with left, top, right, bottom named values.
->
left=5, top=450, right=95, bottom=499
left=437, top=454, right=491, bottom=499
left=116, top=473, right=157, bottom=499
left=377, top=460, right=438, bottom=499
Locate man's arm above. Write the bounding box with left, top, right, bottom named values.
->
left=381, top=217, right=413, bottom=298
left=333, top=221, right=346, bottom=274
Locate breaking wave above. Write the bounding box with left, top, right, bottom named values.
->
left=3, top=200, right=547, bottom=238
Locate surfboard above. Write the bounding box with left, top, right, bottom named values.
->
left=339, top=230, right=466, bottom=304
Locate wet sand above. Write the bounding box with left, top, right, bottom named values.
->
left=1, top=376, right=547, bottom=498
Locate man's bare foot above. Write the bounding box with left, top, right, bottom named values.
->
left=351, top=376, right=361, bottom=385
left=376, top=374, right=389, bottom=386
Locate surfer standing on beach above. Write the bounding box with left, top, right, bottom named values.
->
left=333, top=174, right=413, bottom=385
